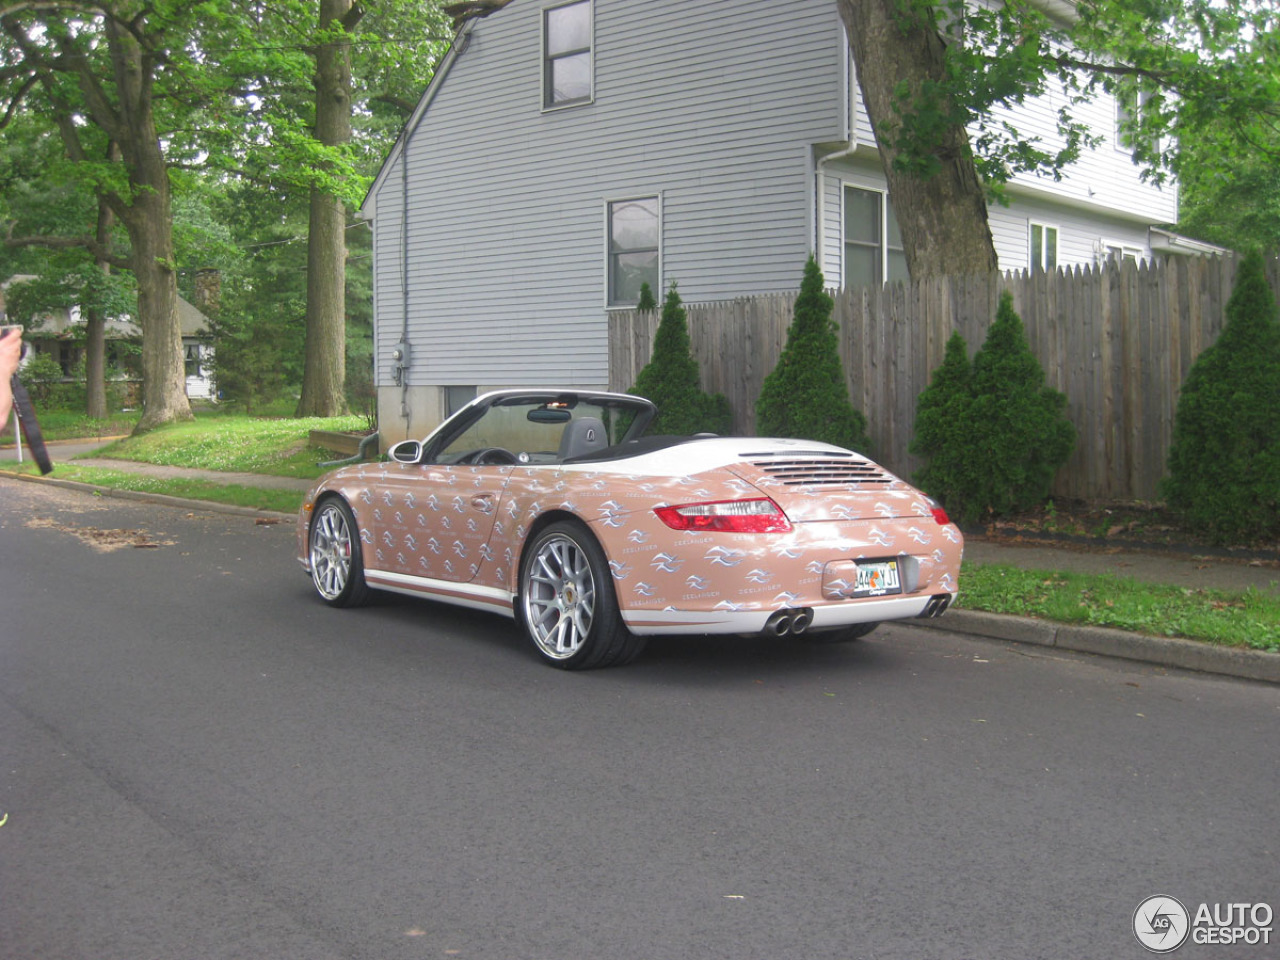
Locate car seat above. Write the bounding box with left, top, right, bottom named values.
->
left=558, top=416, right=609, bottom=460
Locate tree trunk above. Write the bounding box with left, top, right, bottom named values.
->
left=836, top=0, right=998, bottom=278
left=296, top=0, right=356, bottom=418
left=128, top=188, right=191, bottom=433
left=105, top=18, right=192, bottom=433
left=85, top=197, right=116, bottom=420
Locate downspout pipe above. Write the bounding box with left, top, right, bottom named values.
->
left=815, top=143, right=858, bottom=274
left=814, top=37, right=860, bottom=269
left=319, top=431, right=382, bottom=468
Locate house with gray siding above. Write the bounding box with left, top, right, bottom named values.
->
left=362, top=0, right=1202, bottom=444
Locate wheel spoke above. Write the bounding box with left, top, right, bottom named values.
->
left=311, top=504, right=353, bottom=601
left=523, top=532, right=597, bottom=660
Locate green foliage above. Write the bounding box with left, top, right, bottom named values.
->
left=911, top=291, right=1075, bottom=524
left=0, top=0, right=448, bottom=426
left=910, top=331, right=982, bottom=509
left=872, top=0, right=1279, bottom=196
left=1163, top=251, right=1280, bottom=543
left=635, top=282, right=657, bottom=312
left=16, top=351, right=65, bottom=404
left=1177, top=141, right=1280, bottom=253
left=755, top=257, right=870, bottom=451
left=631, top=283, right=733, bottom=435
left=206, top=309, right=296, bottom=415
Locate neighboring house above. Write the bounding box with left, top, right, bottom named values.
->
left=361, top=0, right=1214, bottom=443
left=0, top=275, right=216, bottom=401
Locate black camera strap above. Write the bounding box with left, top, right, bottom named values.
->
left=10, top=374, right=52, bottom=474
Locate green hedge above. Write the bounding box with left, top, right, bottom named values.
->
left=1163, top=250, right=1280, bottom=544
left=631, top=283, right=732, bottom=435
left=756, top=257, right=870, bottom=452
left=912, top=291, right=1075, bottom=524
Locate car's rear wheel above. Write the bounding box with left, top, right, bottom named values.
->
left=804, top=621, right=879, bottom=643
left=309, top=497, right=370, bottom=607
left=518, top=521, right=645, bottom=669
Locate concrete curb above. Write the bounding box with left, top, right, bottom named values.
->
left=3, top=470, right=296, bottom=522
left=915, top=609, right=1280, bottom=685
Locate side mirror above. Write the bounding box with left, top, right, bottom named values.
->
left=388, top=439, right=423, bottom=464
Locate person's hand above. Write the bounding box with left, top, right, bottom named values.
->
left=0, top=327, right=23, bottom=423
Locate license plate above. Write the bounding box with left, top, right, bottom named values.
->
left=853, top=560, right=901, bottom=597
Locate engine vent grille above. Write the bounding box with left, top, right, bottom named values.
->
left=748, top=457, right=891, bottom=486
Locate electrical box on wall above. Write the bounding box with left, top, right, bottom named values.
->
left=390, top=339, right=411, bottom=385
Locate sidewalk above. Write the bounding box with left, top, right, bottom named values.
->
left=4, top=442, right=1277, bottom=684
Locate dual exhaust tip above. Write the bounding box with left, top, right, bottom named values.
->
left=767, top=593, right=953, bottom=636
left=919, top=593, right=952, bottom=619
left=765, top=608, right=814, bottom=637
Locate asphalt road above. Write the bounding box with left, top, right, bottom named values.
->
left=1, top=476, right=1276, bottom=960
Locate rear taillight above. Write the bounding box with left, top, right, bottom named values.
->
left=654, top=498, right=792, bottom=533
left=930, top=505, right=951, bottom=525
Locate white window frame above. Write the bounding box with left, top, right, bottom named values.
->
left=1100, top=239, right=1144, bottom=265
left=1029, top=222, right=1059, bottom=272
left=541, top=0, right=594, bottom=112
left=1114, top=87, right=1156, bottom=155
left=603, top=193, right=662, bottom=310
left=840, top=181, right=907, bottom=289
left=1114, top=91, right=1134, bottom=154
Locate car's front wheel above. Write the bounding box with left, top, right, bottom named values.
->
left=309, top=497, right=370, bottom=608
left=518, top=521, right=645, bottom=669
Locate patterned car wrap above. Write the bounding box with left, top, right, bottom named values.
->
left=297, top=438, right=963, bottom=636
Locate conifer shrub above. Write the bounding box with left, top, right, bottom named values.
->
left=755, top=256, right=870, bottom=451
left=910, top=331, right=983, bottom=512
left=635, top=281, right=657, bottom=312
left=911, top=291, right=1075, bottom=524
left=1163, top=250, right=1280, bottom=544
left=631, top=282, right=732, bottom=435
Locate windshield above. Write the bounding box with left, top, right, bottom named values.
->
left=433, top=396, right=649, bottom=465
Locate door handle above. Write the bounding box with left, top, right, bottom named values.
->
left=470, top=493, right=496, bottom=514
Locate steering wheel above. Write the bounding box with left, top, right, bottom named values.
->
left=469, top=446, right=518, bottom=465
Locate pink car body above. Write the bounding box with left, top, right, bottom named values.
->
left=298, top=390, right=962, bottom=668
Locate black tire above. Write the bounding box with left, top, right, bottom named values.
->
left=803, top=621, right=879, bottom=644
left=518, top=521, right=646, bottom=669
left=308, top=497, right=371, bottom=608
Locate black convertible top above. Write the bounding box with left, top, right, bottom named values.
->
left=562, top=434, right=713, bottom=465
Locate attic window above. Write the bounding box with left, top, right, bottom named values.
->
left=543, top=0, right=591, bottom=108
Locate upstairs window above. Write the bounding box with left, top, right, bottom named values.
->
left=843, top=186, right=907, bottom=289
left=1030, top=223, right=1059, bottom=271
left=1115, top=87, right=1156, bottom=156
left=607, top=196, right=659, bottom=306
left=544, top=1, right=592, bottom=109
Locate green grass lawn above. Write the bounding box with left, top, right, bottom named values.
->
left=2, top=461, right=303, bottom=514
left=958, top=563, right=1280, bottom=651
left=86, top=414, right=366, bottom=478
left=0, top=409, right=140, bottom=442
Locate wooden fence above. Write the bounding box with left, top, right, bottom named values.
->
left=609, top=255, right=1280, bottom=501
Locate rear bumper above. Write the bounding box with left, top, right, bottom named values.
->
left=620, top=592, right=953, bottom=636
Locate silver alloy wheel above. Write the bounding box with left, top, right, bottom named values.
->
left=522, top=533, right=597, bottom=660
left=311, top=502, right=354, bottom=600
